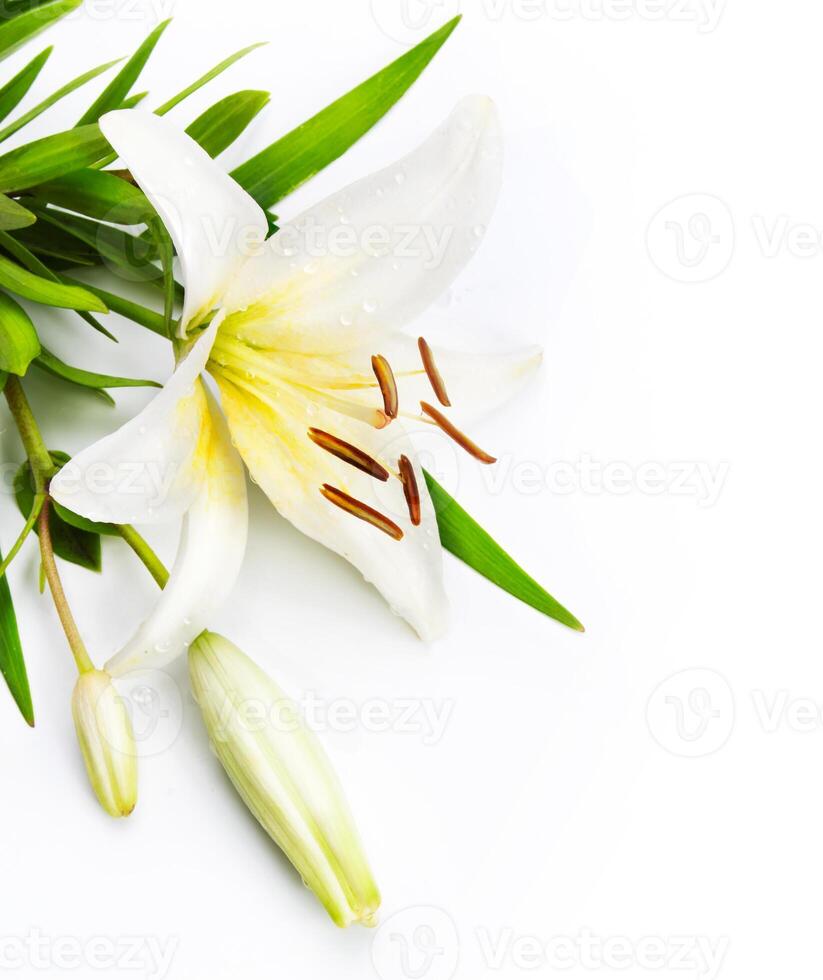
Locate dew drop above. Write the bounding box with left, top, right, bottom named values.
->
left=362, top=299, right=377, bottom=314
left=394, top=171, right=406, bottom=186
left=339, top=313, right=353, bottom=327
left=473, top=224, right=486, bottom=238
left=303, top=261, right=317, bottom=275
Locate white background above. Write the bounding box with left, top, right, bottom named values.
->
left=0, top=0, right=818, bottom=978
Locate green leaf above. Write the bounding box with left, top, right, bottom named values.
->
left=155, top=41, right=266, bottom=115
left=424, top=471, right=585, bottom=632
left=14, top=453, right=102, bottom=570
left=0, top=289, right=38, bottom=373
left=35, top=346, right=159, bottom=390
left=0, top=124, right=109, bottom=192
left=0, top=228, right=115, bottom=339
left=0, top=192, right=34, bottom=229
left=149, top=217, right=174, bottom=335
left=28, top=168, right=151, bottom=223
left=186, top=89, right=270, bottom=158
left=76, top=18, right=171, bottom=126
left=0, top=57, right=122, bottom=143
left=0, top=542, right=33, bottom=725
left=0, top=0, right=80, bottom=62
left=231, top=16, right=460, bottom=209
left=117, top=89, right=147, bottom=110
left=29, top=204, right=160, bottom=283
left=0, top=44, right=51, bottom=123
left=0, top=250, right=107, bottom=310
left=60, top=275, right=165, bottom=335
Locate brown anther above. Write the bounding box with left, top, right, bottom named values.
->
left=398, top=455, right=421, bottom=526
left=371, top=354, right=398, bottom=420
left=308, top=428, right=390, bottom=482
left=418, top=337, right=451, bottom=407
left=320, top=484, right=404, bottom=541
left=420, top=401, right=497, bottom=464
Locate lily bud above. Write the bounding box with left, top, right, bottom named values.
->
left=71, top=669, right=138, bottom=818
left=188, top=632, right=381, bottom=927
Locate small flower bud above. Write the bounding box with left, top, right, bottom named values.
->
left=71, top=669, right=137, bottom=818
left=189, top=632, right=380, bottom=927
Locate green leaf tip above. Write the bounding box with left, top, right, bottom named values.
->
left=424, top=470, right=585, bottom=633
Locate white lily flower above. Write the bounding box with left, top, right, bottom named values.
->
left=71, top=669, right=138, bottom=818
left=189, top=632, right=380, bottom=927
left=50, top=97, right=541, bottom=669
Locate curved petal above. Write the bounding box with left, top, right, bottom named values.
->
left=106, top=387, right=248, bottom=677
left=50, top=321, right=221, bottom=525
left=100, top=108, right=268, bottom=335
left=213, top=371, right=448, bottom=642
left=219, top=95, right=503, bottom=355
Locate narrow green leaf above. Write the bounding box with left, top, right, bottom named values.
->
left=0, top=124, right=109, bottom=192
left=0, top=0, right=62, bottom=20
left=0, top=57, right=122, bottom=143
left=0, top=44, right=51, bottom=123
left=0, top=192, right=34, bottom=229
left=30, top=204, right=160, bottom=283
left=0, top=289, right=38, bottom=373
left=117, top=89, right=147, bottom=110
left=0, top=542, right=33, bottom=725
left=76, top=19, right=170, bottom=126
left=13, top=216, right=99, bottom=264
left=186, top=89, right=270, bottom=158
left=35, top=346, right=159, bottom=389
left=60, top=276, right=165, bottom=335
left=0, top=228, right=115, bottom=339
left=424, top=471, right=585, bottom=632
left=0, top=249, right=107, bottom=310
left=28, top=168, right=151, bottom=224
left=14, top=453, right=101, bottom=570
left=0, top=0, right=80, bottom=62
left=155, top=41, right=266, bottom=115
left=231, top=16, right=460, bottom=209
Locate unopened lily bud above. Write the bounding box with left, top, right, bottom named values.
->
left=189, top=632, right=381, bottom=928
left=71, top=669, right=137, bottom=818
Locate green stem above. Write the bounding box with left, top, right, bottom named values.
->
left=37, top=501, right=93, bottom=674
left=0, top=492, right=45, bottom=579
left=3, top=376, right=54, bottom=491
left=117, top=524, right=169, bottom=588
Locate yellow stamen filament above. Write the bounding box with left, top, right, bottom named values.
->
left=320, top=485, right=404, bottom=541
left=420, top=401, right=497, bottom=464
left=398, top=455, right=421, bottom=526
left=308, top=428, right=390, bottom=482
left=371, top=355, right=399, bottom=420
left=418, top=337, right=451, bottom=407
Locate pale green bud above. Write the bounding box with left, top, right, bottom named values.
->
left=71, top=669, right=137, bottom=818
left=189, top=631, right=381, bottom=927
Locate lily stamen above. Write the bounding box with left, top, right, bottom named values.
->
left=420, top=401, right=497, bottom=464
left=308, top=428, right=390, bottom=482
left=398, top=455, right=421, bottom=526
left=320, top=485, right=404, bottom=541
left=418, top=337, right=451, bottom=407
left=371, top=354, right=399, bottom=420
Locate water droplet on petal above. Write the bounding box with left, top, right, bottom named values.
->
left=394, top=171, right=406, bottom=186
left=340, top=313, right=353, bottom=327
left=363, top=299, right=377, bottom=314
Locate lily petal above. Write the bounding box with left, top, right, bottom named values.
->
left=106, top=387, right=248, bottom=677
left=100, top=108, right=269, bottom=335
left=213, top=371, right=448, bottom=641
left=219, top=95, right=503, bottom=355
left=50, top=321, right=220, bottom=525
